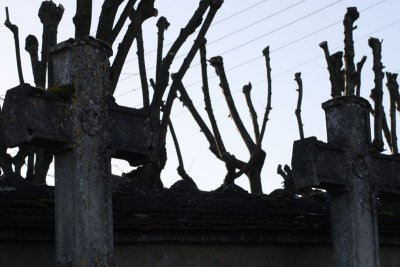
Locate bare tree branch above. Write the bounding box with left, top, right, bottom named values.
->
left=136, top=27, right=149, bottom=108
left=151, top=0, right=212, bottom=109
left=242, top=82, right=260, bottom=142
left=369, top=37, right=385, bottom=152
left=74, top=0, right=92, bottom=39
left=386, top=72, right=399, bottom=154
left=25, top=35, right=41, bottom=87
left=258, top=46, right=273, bottom=146
left=319, top=41, right=344, bottom=98
left=4, top=7, right=24, bottom=84
left=96, top=0, right=124, bottom=43
left=177, top=81, right=221, bottom=158
left=110, top=0, right=157, bottom=94
left=294, top=72, right=304, bottom=140
left=209, top=56, right=256, bottom=152
left=154, top=16, right=170, bottom=109
left=110, top=0, right=137, bottom=45
left=168, top=120, right=196, bottom=185
left=343, top=7, right=359, bottom=96
left=159, top=1, right=223, bottom=143
left=156, top=17, right=170, bottom=80
left=199, top=38, right=226, bottom=157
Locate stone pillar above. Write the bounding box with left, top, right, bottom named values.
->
left=322, top=96, right=380, bottom=267
left=51, top=38, right=116, bottom=267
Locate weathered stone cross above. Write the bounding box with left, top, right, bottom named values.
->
left=1, top=38, right=149, bottom=266
left=291, top=96, right=400, bottom=267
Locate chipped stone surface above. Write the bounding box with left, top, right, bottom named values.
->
left=292, top=96, right=400, bottom=267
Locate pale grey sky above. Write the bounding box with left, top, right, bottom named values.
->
left=1, top=0, right=399, bottom=193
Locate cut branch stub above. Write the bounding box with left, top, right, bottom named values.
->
left=156, top=16, right=170, bottom=81
left=242, top=82, right=260, bottom=142
left=73, top=0, right=92, bottom=39
left=294, top=72, right=304, bottom=140
left=369, top=37, right=385, bottom=152
left=135, top=0, right=158, bottom=22
left=386, top=72, right=399, bottom=154
left=38, top=1, right=64, bottom=88
left=343, top=7, right=359, bottom=96
left=209, top=56, right=256, bottom=153
left=25, top=35, right=41, bottom=87
left=319, top=41, right=344, bottom=98
left=356, top=55, right=367, bottom=97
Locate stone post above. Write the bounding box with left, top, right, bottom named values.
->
left=322, top=96, right=380, bottom=267
left=51, top=38, right=116, bottom=267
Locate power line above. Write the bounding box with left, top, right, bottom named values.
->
left=123, top=0, right=308, bottom=76
left=115, top=0, right=387, bottom=99
left=170, top=18, right=400, bottom=118
left=124, top=0, right=271, bottom=64
left=218, top=0, right=345, bottom=57
left=211, top=0, right=269, bottom=27
left=116, top=0, right=343, bottom=96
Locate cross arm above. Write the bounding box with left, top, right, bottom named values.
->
left=111, top=105, right=150, bottom=166
left=1, top=84, right=150, bottom=166
left=291, top=137, right=348, bottom=191
left=368, top=153, right=400, bottom=195
left=1, top=83, right=69, bottom=148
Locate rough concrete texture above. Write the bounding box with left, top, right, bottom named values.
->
left=292, top=96, right=400, bottom=267
left=51, top=38, right=116, bottom=267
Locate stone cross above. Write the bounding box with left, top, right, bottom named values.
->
left=1, top=38, right=150, bottom=267
left=291, top=96, right=400, bottom=267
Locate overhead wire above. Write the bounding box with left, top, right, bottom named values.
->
left=116, top=0, right=343, bottom=98
left=124, top=0, right=270, bottom=64
left=169, top=18, right=400, bottom=118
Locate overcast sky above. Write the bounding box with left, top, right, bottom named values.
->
left=0, top=0, right=399, bottom=193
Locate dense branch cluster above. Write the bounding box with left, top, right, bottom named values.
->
left=3, top=2, right=398, bottom=196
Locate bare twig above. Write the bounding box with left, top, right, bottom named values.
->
left=369, top=37, right=385, bottom=152
left=74, top=0, right=92, bottom=39
left=209, top=56, right=256, bottom=152
left=151, top=0, right=212, bottom=109
left=199, top=38, right=226, bottom=156
left=159, top=1, right=223, bottom=143
left=4, top=7, right=24, bottom=84
left=168, top=120, right=196, bottom=185
left=258, top=46, right=273, bottom=146
left=386, top=72, right=399, bottom=154
left=110, top=0, right=137, bottom=45
left=110, top=0, right=157, bottom=94
left=355, top=56, right=367, bottom=97
left=136, top=27, right=149, bottom=108
left=343, top=7, right=359, bottom=96
left=243, top=82, right=260, bottom=141
left=96, top=0, right=124, bottom=43
left=294, top=72, right=305, bottom=140
left=177, top=81, right=221, bottom=158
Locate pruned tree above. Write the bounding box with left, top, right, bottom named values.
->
left=2, top=0, right=225, bottom=189
left=176, top=40, right=272, bottom=193
left=320, top=7, right=367, bottom=98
